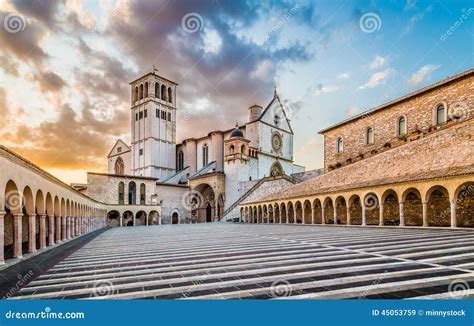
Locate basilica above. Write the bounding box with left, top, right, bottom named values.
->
left=82, top=69, right=306, bottom=225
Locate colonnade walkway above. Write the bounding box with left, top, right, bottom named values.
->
left=7, top=224, right=474, bottom=299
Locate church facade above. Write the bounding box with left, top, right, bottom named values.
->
left=84, top=70, right=304, bottom=225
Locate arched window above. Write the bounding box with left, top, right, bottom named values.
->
left=161, top=85, right=166, bottom=100
left=114, top=157, right=124, bottom=175
left=140, top=183, right=146, bottom=205
left=230, top=145, right=235, bottom=155
left=366, top=127, right=374, bottom=145
left=128, top=182, right=136, bottom=205
left=177, top=151, right=184, bottom=171
left=436, top=104, right=446, bottom=125
left=155, top=83, right=159, bottom=98
left=270, top=161, right=284, bottom=177
left=336, top=137, right=343, bottom=153
left=139, top=84, right=144, bottom=99
left=241, top=145, right=245, bottom=155
left=397, top=116, right=407, bottom=136
left=202, top=144, right=209, bottom=167
left=144, top=82, right=148, bottom=98
left=134, top=86, right=138, bottom=102
left=118, top=182, right=124, bottom=205
left=168, top=87, right=172, bottom=103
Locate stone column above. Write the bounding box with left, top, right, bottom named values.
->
left=399, top=201, right=405, bottom=227
left=285, top=209, right=289, bottom=224
left=422, top=201, right=428, bottom=227
left=293, top=207, right=297, bottom=224
left=346, top=206, right=351, bottom=225
left=321, top=206, right=326, bottom=225
left=302, top=208, right=305, bottom=225
left=48, top=215, right=55, bottom=246
left=13, top=213, right=23, bottom=258
left=279, top=209, right=282, bottom=224
left=39, top=214, right=46, bottom=249
left=379, top=203, right=384, bottom=226
left=67, top=216, right=71, bottom=239
left=450, top=201, right=457, bottom=228
left=311, top=206, right=315, bottom=225
left=333, top=205, right=338, bottom=225
left=61, top=216, right=67, bottom=241
left=146, top=214, right=149, bottom=226
left=133, top=214, right=136, bottom=226
left=28, top=213, right=37, bottom=253
left=120, top=214, right=123, bottom=227
left=0, top=211, right=5, bottom=264
left=56, top=216, right=61, bottom=242
left=362, top=207, right=367, bottom=226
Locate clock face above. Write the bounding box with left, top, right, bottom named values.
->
left=272, top=133, right=282, bottom=151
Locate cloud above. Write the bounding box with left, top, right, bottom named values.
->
left=345, top=105, right=358, bottom=116
left=358, top=68, right=394, bottom=90
left=250, top=60, right=273, bottom=80
left=369, top=55, right=387, bottom=70
left=337, top=72, right=350, bottom=80
left=401, top=4, right=433, bottom=36
left=32, top=71, right=68, bottom=93
left=312, top=84, right=339, bottom=96
left=408, top=64, right=440, bottom=85
left=0, top=88, right=7, bottom=127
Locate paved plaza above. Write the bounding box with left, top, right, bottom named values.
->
left=5, top=224, right=474, bottom=299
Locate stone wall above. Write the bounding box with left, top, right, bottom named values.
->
left=322, top=72, right=473, bottom=172
left=253, top=117, right=474, bottom=202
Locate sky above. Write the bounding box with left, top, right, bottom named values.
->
left=0, top=0, right=472, bottom=184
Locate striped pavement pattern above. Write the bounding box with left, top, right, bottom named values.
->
left=10, top=224, right=474, bottom=299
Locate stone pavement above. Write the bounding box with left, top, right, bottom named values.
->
left=6, top=224, right=474, bottom=299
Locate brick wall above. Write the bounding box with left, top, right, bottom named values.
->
left=322, top=72, right=473, bottom=171
left=254, top=117, right=474, bottom=201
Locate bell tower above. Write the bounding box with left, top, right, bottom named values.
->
left=129, top=68, right=177, bottom=180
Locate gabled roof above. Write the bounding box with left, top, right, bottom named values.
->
left=249, top=90, right=294, bottom=134
left=107, top=139, right=131, bottom=158
left=319, top=68, right=474, bottom=134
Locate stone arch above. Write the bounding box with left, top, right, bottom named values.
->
left=454, top=182, right=474, bottom=227
left=123, top=210, right=134, bottom=227
left=270, top=161, right=284, bottom=177
left=313, top=199, right=322, bottom=224
left=273, top=204, right=280, bottom=223
left=107, top=210, right=120, bottom=227
left=22, top=186, right=34, bottom=254
left=154, top=82, right=159, bottom=98
left=349, top=195, right=362, bottom=225
left=401, top=188, right=423, bottom=226
left=381, top=189, right=399, bottom=226
left=161, top=84, right=166, bottom=100
left=128, top=181, right=136, bottom=205
left=139, top=83, right=144, bottom=99
left=303, top=200, right=312, bottom=224
left=4, top=180, right=21, bottom=260
left=280, top=203, right=287, bottom=223
left=363, top=192, right=380, bottom=225
left=426, top=185, right=450, bottom=227
left=114, top=157, right=124, bottom=175
left=263, top=205, right=268, bottom=223
left=134, top=86, right=138, bottom=101
left=323, top=197, right=334, bottom=224
left=139, top=183, right=146, bottom=205
left=136, top=210, right=146, bottom=225
left=144, top=82, right=148, bottom=97
left=35, top=189, right=45, bottom=249
left=287, top=201, right=294, bottom=223
left=168, top=87, right=172, bottom=103
left=149, top=210, right=160, bottom=225
left=294, top=201, right=303, bottom=223
left=335, top=196, right=347, bottom=224
left=171, top=210, right=179, bottom=224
